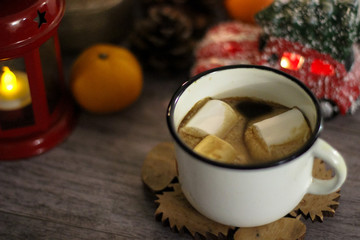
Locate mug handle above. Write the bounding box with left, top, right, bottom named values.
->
left=307, top=138, right=347, bottom=195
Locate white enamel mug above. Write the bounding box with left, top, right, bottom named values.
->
left=167, top=65, right=347, bottom=227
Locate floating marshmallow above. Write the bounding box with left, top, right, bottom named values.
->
left=194, top=135, right=237, bottom=163
left=253, top=108, right=310, bottom=147
left=245, top=108, right=311, bottom=162
left=182, top=99, right=238, bottom=138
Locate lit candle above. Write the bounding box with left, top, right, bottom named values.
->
left=0, top=66, right=32, bottom=110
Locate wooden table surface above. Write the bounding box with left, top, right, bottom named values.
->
left=0, top=62, right=359, bottom=239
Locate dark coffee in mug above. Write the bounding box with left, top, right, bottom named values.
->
left=178, top=96, right=311, bottom=165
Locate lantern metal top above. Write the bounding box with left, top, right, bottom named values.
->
left=0, top=0, right=65, bottom=57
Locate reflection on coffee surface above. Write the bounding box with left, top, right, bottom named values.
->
left=178, top=97, right=311, bottom=165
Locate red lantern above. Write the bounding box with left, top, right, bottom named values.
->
left=0, top=0, right=76, bottom=160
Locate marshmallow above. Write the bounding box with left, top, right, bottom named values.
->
left=253, top=108, right=310, bottom=147
left=194, top=135, right=237, bottom=163
left=182, top=99, right=238, bottom=138
left=245, top=108, right=311, bottom=162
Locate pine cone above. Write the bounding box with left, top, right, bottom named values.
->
left=141, top=0, right=227, bottom=39
left=130, top=6, right=195, bottom=71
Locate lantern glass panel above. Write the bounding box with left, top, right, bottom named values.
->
left=39, top=37, right=61, bottom=114
left=0, top=58, right=34, bottom=130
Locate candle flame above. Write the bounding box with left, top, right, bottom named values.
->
left=1, top=66, right=18, bottom=92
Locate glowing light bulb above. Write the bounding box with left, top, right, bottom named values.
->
left=280, top=52, right=304, bottom=71
left=280, top=58, right=290, bottom=69
left=1, top=66, right=18, bottom=93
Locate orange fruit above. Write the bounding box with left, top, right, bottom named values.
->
left=225, top=0, right=274, bottom=24
left=70, top=44, right=143, bottom=114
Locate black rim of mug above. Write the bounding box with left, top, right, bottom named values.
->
left=166, top=64, right=323, bottom=169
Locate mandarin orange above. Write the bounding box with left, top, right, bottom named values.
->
left=225, top=0, right=274, bottom=24
left=70, top=44, right=143, bottom=114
